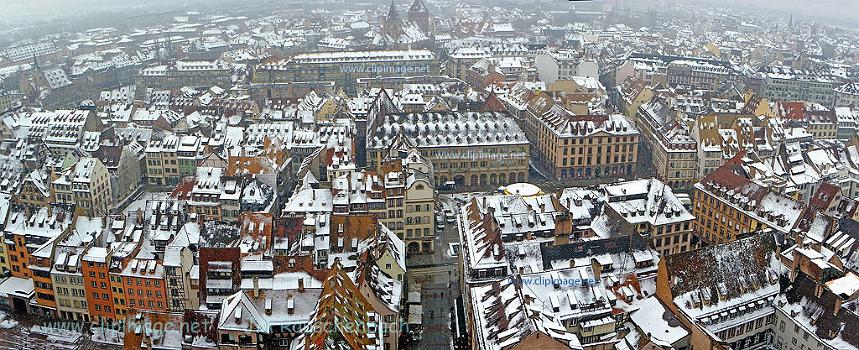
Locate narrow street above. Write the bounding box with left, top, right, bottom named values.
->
left=405, top=195, right=463, bottom=350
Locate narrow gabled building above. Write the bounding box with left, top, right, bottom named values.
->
left=51, top=217, right=99, bottom=322
left=354, top=224, right=407, bottom=350
left=295, top=260, right=385, bottom=350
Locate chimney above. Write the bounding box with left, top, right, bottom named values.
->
left=252, top=277, right=260, bottom=298
left=834, top=297, right=843, bottom=316
left=287, top=295, right=294, bottom=315
left=298, top=277, right=305, bottom=292
left=591, top=259, right=603, bottom=280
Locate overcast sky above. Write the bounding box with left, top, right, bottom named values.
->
left=0, top=0, right=856, bottom=41
left=685, top=0, right=859, bottom=25
left=3, top=0, right=857, bottom=21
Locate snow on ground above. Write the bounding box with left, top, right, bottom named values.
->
left=30, top=325, right=82, bottom=343
left=0, top=319, right=17, bottom=329
left=0, top=311, right=16, bottom=329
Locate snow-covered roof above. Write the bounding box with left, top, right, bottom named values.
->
left=629, top=297, right=689, bottom=346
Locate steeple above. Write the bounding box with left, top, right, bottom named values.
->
left=407, top=0, right=432, bottom=33
left=386, top=0, right=400, bottom=23
left=382, top=1, right=404, bottom=45
left=409, top=0, right=428, bottom=13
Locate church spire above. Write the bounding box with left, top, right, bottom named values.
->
left=386, top=0, right=400, bottom=22
left=409, top=0, right=428, bottom=13
left=407, top=0, right=432, bottom=33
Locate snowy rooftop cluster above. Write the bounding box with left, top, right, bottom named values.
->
left=3, top=0, right=859, bottom=349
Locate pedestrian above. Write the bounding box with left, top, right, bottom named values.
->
left=430, top=310, right=434, bottom=319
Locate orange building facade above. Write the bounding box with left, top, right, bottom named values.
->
left=117, top=259, right=168, bottom=313
left=82, top=248, right=117, bottom=325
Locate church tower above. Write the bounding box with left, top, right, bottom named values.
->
left=382, top=1, right=403, bottom=40
left=407, top=0, right=431, bottom=33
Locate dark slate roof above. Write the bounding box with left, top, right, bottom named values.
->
left=95, top=144, right=123, bottom=167
left=385, top=1, right=401, bottom=22
left=540, top=234, right=651, bottom=270
left=837, top=218, right=859, bottom=242
left=784, top=272, right=859, bottom=348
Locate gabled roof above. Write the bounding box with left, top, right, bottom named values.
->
left=541, top=234, right=652, bottom=271
left=219, top=291, right=266, bottom=332
left=408, top=0, right=428, bottom=13
left=809, top=182, right=840, bottom=211
left=480, top=91, right=506, bottom=113
left=663, top=232, right=779, bottom=298
left=470, top=276, right=583, bottom=350
left=303, top=260, right=381, bottom=350
left=385, top=1, right=401, bottom=23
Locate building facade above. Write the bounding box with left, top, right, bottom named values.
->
left=524, top=93, right=639, bottom=183
left=145, top=135, right=181, bottom=186
left=137, top=60, right=232, bottom=90
left=636, top=97, right=698, bottom=190
left=254, top=50, right=438, bottom=94
left=366, top=106, right=530, bottom=189
left=52, top=158, right=113, bottom=216
left=602, top=179, right=696, bottom=255
left=117, top=259, right=168, bottom=313
left=754, top=66, right=836, bottom=107
left=692, top=167, right=804, bottom=245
